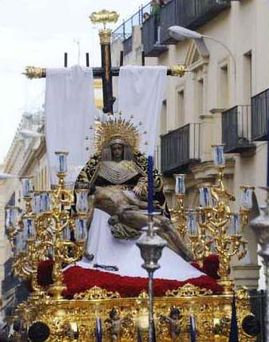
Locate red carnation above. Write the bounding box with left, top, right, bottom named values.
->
left=202, top=254, right=220, bottom=280
left=37, top=259, right=54, bottom=287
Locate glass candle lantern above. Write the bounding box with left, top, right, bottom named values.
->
left=199, top=186, right=213, bottom=207
left=240, top=186, right=254, bottom=209
left=21, top=177, right=32, bottom=198
left=23, top=218, right=35, bottom=240
left=229, top=214, right=240, bottom=235
left=40, top=192, right=50, bottom=212
left=5, top=206, right=18, bottom=228
left=212, top=145, right=225, bottom=167
left=33, top=193, right=41, bottom=214
left=55, top=151, right=68, bottom=173
left=174, top=174, right=186, bottom=195
left=62, top=227, right=71, bottom=241
left=47, top=246, right=54, bottom=259
left=75, top=190, right=89, bottom=214
left=75, top=219, right=87, bottom=241
left=186, top=209, right=198, bottom=235
left=16, top=230, right=25, bottom=254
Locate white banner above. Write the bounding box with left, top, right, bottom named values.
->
left=118, top=65, right=167, bottom=156
left=45, top=65, right=96, bottom=186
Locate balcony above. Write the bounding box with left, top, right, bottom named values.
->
left=161, top=123, right=201, bottom=175
left=222, top=105, right=255, bottom=154
left=143, top=0, right=231, bottom=56
left=123, top=36, right=133, bottom=56
left=142, top=16, right=168, bottom=57
left=112, top=2, right=151, bottom=41
left=251, top=88, right=269, bottom=141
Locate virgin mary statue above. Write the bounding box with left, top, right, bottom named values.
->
left=75, top=118, right=203, bottom=281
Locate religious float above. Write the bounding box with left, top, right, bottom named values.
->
left=5, top=10, right=261, bottom=342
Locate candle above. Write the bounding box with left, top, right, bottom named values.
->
left=174, top=174, right=186, bottom=195
left=34, top=193, right=41, bottom=214
left=212, top=145, right=225, bottom=167
left=40, top=192, right=50, bottom=212
left=23, top=218, right=35, bottom=239
left=147, top=156, right=154, bottom=214
left=230, top=214, right=240, bottom=235
left=240, top=186, right=254, bottom=209
left=21, top=177, right=32, bottom=197
left=199, top=186, right=213, bottom=207
left=55, top=151, right=68, bottom=173
left=75, top=219, right=87, bottom=241
left=75, top=190, right=89, bottom=214
left=62, top=227, right=71, bottom=241
left=186, top=210, right=197, bottom=235
left=5, top=207, right=18, bottom=227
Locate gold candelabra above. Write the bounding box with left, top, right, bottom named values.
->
left=171, top=145, right=254, bottom=294
left=6, top=152, right=88, bottom=300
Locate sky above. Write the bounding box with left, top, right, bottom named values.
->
left=0, top=0, right=148, bottom=164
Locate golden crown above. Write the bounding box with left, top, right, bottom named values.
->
left=95, top=118, right=139, bottom=154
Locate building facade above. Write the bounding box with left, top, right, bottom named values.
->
left=111, top=0, right=269, bottom=289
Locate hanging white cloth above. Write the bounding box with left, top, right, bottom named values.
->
left=45, top=65, right=96, bottom=186
left=76, top=209, right=203, bottom=281
left=117, top=66, right=167, bottom=156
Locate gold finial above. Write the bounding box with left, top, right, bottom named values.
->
left=23, top=66, right=45, bottom=79
left=170, top=64, right=188, bottom=77
left=90, top=10, right=119, bottom=29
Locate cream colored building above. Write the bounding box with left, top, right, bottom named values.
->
left=111, top=0, right=269, bottom=289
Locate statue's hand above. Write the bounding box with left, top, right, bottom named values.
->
left=133, top=177, right=147, bottom=198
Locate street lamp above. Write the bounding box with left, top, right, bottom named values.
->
left=19, top=129, right=45, bottom=139
left=0, top=172, right=17, bottom=180
left=168, top=25, right=236, bottom=102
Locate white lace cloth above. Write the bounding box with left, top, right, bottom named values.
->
left=76, top=209, right=203, bottom=281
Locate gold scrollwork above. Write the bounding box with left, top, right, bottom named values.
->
left=74, top=286, right=121, bottom=300
left=170, top=64, right=188, bottom=77
left=24, top=66, right=45, bottom=79
left=165, top=283, right=213, bottom=297
left=90, top=10, right=119, bottom=26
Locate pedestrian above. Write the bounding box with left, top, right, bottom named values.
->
left=151, top=0, right=161, bottom=43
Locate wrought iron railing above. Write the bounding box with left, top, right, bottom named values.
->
left=222, top=105, right=254, bottom=153
left=161, top=123, right=201, bottom=174
left=251, top=88, right=269, bottom=141
left=143, top=0, right=231, bottom=56
left=249, top=290, right=266, bottom=342
left=112, top=2, right=151, bottom=41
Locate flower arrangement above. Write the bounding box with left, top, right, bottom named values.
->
left=37, top=258, right=222, bottom=298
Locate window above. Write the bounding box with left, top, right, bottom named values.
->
left=196, top=78, right=204, bottom=117
left=243, top=51, right=252, bottom=103
left=160, top=100, right=167, bottom=135
left=177, top=89, right=185, bottom=126
left=219, top=64, right=229, bottom=108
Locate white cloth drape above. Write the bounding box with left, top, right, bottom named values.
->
left=118, top=66, right=167, bottom=156
left=45, top=65, right=96, bottom=185
left=76, top=209, right=203, bottom=281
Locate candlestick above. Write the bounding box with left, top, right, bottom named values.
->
left=147, top=156, right=154, bottom=214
